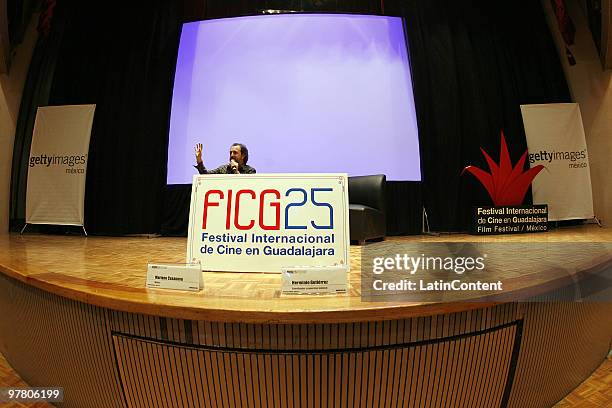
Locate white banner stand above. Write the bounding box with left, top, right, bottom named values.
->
left=520, top=103, right=595, bottom=222
left=23, top=104, right=96, bottom=235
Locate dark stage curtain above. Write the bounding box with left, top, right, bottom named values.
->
left=51, top=0, right=182, bottom=234
left=14, top=0, right=182, bottom=234
left=386, top=181, right=422, bottom=235
left=391, top=0, right=571, bottom=231
left=161, top=184, right=192, bottom=236
left=11, top=0, right=182, bottom=234
left=9, top=1, right=67, bottom=230
left=12, top=0, right=570, bottom=235
left=182, top=0, right=382, bottom=21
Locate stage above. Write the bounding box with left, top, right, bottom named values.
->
left=0, top=225, right=611, bottom=407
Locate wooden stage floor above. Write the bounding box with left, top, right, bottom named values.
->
left=0, top=224, right=611, bottom=323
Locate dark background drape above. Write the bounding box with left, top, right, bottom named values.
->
left=392, top=0, right=571, bottom=231
left=10, top=0, right=570, bottom=235
left=49, top=0, right=182, bottom=234
left=10, top=0, right=183, bottom=234
left=9, top=0, right=67, bottom=230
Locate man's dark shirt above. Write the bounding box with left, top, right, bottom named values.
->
left=195, top=162, right=256, bottom=174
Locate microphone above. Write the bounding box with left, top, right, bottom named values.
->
left=230, top=159, right=239, bottom=173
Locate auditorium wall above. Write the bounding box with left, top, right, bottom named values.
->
left=542, top=0, right=612, bottom=226
left=0, top=15, right=36, bottom=233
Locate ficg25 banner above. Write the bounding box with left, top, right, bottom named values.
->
left=187, top=174, right=350, bottom=272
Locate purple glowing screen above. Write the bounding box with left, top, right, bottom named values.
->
left=167, top=14, right=421, bottom=183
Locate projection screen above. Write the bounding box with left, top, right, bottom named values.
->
left=167, top=14, right=421, bottom=183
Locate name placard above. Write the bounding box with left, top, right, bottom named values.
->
left=471, top=204, right=548, bottom=234
left=187, top=174, right=350, bottom=272
left=146, top=263, right=203, bottom=291
left=281, top=266, right=348, bottom=295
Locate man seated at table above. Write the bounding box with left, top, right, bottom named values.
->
left=194, top=142, right=256, bottom=174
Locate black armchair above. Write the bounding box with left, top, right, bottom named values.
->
left=348, top=175, right=386, bottom=244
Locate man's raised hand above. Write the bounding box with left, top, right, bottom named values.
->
left=194, top=143, right=203, bottom=164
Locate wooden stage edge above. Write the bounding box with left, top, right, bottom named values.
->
left=0, top=225, right=611, bottom=407
left=0, top=224, right=611, bottom=323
